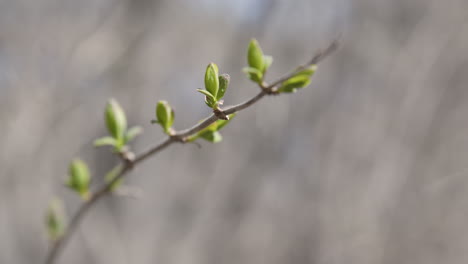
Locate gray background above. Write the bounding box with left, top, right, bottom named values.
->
left=2, top=0, right=468, bottom=263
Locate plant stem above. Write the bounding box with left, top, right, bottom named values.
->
left=44, top=40, right=338, bottom=264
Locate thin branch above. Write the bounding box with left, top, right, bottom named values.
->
left=44, top=40, right=338, bottom=264
left=266, top=39, right=339, bottom=90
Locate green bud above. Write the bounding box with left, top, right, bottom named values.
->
left=66, top=159, right=91, bottom=200
left=105, top=99, right=127, bottom=141
left=155, top=101, right=174, bottom=134
left=204, top=63, right=219, bottom=98
left=248, top=39, right=264, bottom=72
left=217, top=74, right=230, bottom=101
left=46, top=198, right=66, bottom=241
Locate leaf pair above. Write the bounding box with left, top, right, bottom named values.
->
left=197, top=63, right=230, bottom=108
left=152, top=100, right=175, bottom=135
left=187, top=114, right=235, bottom=143
left=94, top=99, right=142, bottom=151
left=243, top=39, right=273, bottom=83
left=278, top=65, right=318, bottom=93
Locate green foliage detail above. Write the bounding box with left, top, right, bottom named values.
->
left=217, top=74, right=230, bottom=101
left=243, top=67, right=263, bottom=83
left=125, top=126, right=143, bottom=143
left=263, top=55, right=273, bottom=74
left=187, top=114, right=236, bottom=143
left=46, top=199, right=66, bottom=241
left=105, top=165, right=124, bottom=191
left=296, top=65, right=317, bottom=77
left=154, top=101, right=174, bottom=134
left=105, top=99, right=127, bottom=143
left=66, top=159, right=91, bottom=200
left=94, top=136, right=117, bottom=147
left=205, top=63, right=219, bottom=99
left=278, top=65, right=317, bottom=93
left=97, top=99, right=142, bottom=151
left=248, top=39, right=264, bottom=72
left=198, top=63, right=230, bottom=108
left=197, top=89, right=217, bottom=108
left=245, top=39, right=273, bottom=83
left=199, top=130, right=222, bottom=143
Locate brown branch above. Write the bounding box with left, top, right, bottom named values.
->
left=44, top=40, right=338, bottom=264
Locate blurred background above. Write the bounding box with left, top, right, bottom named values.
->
left=2, top=0, right=468, bottom=263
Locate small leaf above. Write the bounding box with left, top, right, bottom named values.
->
left=46, top=198, right=66, bottom=241
left=199, top=130, right=223, bottom=143
left=105, top=165, right=124, bottom=191
left=156, top=101, right=174, bottom=134
left=247, top=39, right=264, bottom=72
left=217, top=74, right=230, bottom=101
left=66, top=159, right=91, bottom=200
left=186, top=114, right=235, bottom=143
left=242, top=67, right=263, bottom=83
left=278, top=75, right=311, bottom=93
left=170, top=108, right=175, bottom=128
left=125, top=126, right=143, bottom=143
left=204, top=63, right=219, bottom=98
left=263, top=55, right=273, bottom=73
left=197, top=89, right=217, bottom=108
left=196, top=89, right=215, bottom=100
left=94, top=136, right=117, bottom=147
left=105, top=99, right=127, bottom=142
left=295, top=65, right=317, bottom=78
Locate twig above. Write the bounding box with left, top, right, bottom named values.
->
left=266, top=39, right=339, bottom=90
left=44, top=40, right=338, bottom=264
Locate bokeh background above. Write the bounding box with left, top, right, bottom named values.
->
left=2, top=0, right=468, bottom=263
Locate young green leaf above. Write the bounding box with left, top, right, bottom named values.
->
left=105, top=99, right=127, bottom=142
left=94, top=136, right=117, bottom=147
left=66, top=159, right=91, bottom=200
left=186, top=114, right=235, bottom=143
left=199, top=130, right=222, bottom=143
left=197, top=89, right=217, bottom=108
left=46, top=198, right=66, bottom=241
left=204, top=63, right=219, bottom=98
left=155, top=101, right=174, bottom=134
left=278, top=75, right=311, bottom=93
left=105, top=165, right=124, bottom=191
left=277, top=65, right=317, bottom=93
left=247, top=39, right=264, bottom=72
left=196, top=89, right=215, bottom=100
left=125, top=126, right=143, bottom=143
left=217, top=74, right=230, bottom=101
left=263, top=55, right=273, bottom=73
left=295, top=65, right=317, bottom=78
left=242, top=67, right=263, bottom=83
